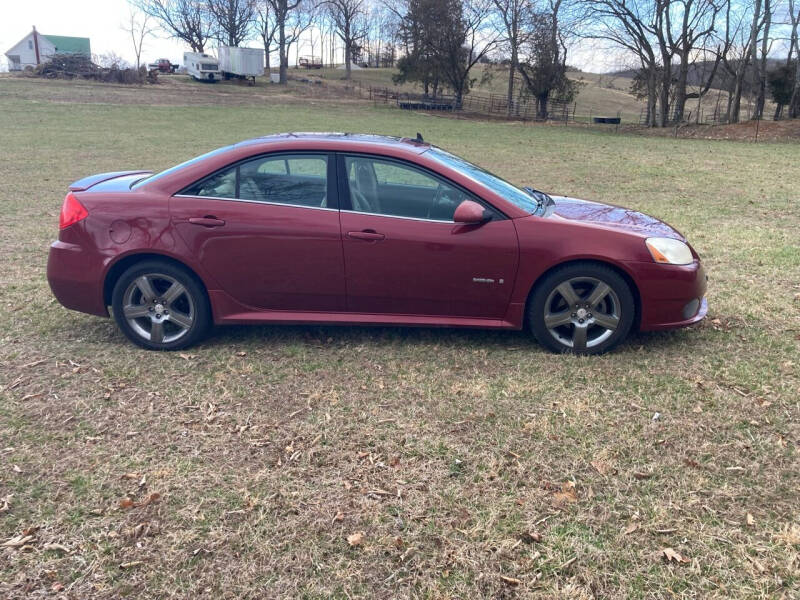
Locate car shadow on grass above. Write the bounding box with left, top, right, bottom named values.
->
left=48, top=311, right=707, bottom=356
left=200, top=321, right=704, bottom=355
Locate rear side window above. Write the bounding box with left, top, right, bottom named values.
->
left=182, top=154, right=329, bottom=209
left=185, top=167, right=236, bottom=198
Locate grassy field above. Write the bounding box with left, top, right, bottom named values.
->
left=0, top=76, right=798, bottom=599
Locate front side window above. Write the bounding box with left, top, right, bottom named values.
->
left=425, top=147, right=540, bottom=214
left=344, top=156, right=473, bottom=221
left=182, top=154, right=328, bottom=209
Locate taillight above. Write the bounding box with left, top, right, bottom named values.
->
left=59, top=192, right=88, bottom=229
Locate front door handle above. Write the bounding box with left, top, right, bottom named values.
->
left=347, top=230, right=385, bottom=241
left=188, top=216, right=226, bottom=227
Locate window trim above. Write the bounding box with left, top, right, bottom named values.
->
left=175, top=151, right=338, bottom=210
left=335, top=152, right=507, bottom=223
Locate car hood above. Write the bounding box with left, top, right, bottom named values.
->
left=545, top=196, right=684, bottom=240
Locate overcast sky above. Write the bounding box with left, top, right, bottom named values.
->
left=1, top=0, right=624, bottom=73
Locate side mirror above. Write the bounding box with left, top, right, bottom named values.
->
left=453, top=200, right=490, bottom=224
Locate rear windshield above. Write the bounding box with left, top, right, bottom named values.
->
left=132, top=145, right=234, bottom=189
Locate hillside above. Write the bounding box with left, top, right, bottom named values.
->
left=312, top=65, right=646, bottom=122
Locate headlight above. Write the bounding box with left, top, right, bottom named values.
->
left=645, top=237, right=693, bottom=265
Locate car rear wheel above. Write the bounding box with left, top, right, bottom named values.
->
left=528, top=263, right=634, bottom=355
left=111, top=260, right=211, bottom=350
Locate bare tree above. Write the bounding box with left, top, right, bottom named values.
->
left=788, top=0, right=800, bottom=116
left=581, top=0, right=661, bottom=126
left=207, top=0, right=257, bottom=46
left=123, top=8, right=155, bottom=70
left=325, top=0, right=368, bottom=79
left=667, top=0, right=723, bottom=123
left=265, top=0, right=316, bottom=83
left=256, top=1, right=280, bottom=73
left=133, top=0, right=213, bottom=53
left=718, top=0, right=751, bottom=122
left=492, top=0, right=534, bottom=116
left=752, top=0, right=772, bottom=119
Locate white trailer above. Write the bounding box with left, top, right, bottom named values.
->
left=183, top=52, right=220, bottom=82
left=218, top=46, right=263, bottom=84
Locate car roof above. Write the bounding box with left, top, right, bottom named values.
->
left=234, top=132, right=431, bottom=154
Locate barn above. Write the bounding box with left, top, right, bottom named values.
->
left=4, top=26, right=91, bottom=71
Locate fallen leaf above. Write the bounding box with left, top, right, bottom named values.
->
left=1, top=534, right=34, bottom=548
left=634, top=472, right=653, bottom=480
left=591, top=459, right=614, bottom=475
left=662, top=547, right=690, bottom=564
left=519, top=531, right=542, bottom=544
left=51, top=583, right=64, bottom=592
left=139, top=492, right=161, bottom=507
left=746, top=513, right=755, bottom=526
left=347, top=532, right=365, bottom=547
left=43, top=543, right=70, bottom=553
left=500, top=575, right=521, bottom=586
left=332, top=512, right=344, bottom=523
left=552, top=481, right=578, bottom=507
left=119, top=497, right=135, bottom=509
left=622, top=523, right=639, bottom=536
left=392, top=536, right=403, bottom=548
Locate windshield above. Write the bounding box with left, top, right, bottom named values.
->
left=425, top=147, right=541, bottom=214
left=132, top=145, right=235, bottom=189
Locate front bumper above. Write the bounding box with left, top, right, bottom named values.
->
left=626, top=260, right=708, bottom=331
left=47, top=240, right=108, bottom=317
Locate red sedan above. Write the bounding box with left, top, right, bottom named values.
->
left=47, top=133, right=707, bottom=354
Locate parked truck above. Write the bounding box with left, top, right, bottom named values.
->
left=184, top=52, right=220, bottom=82
left=147, top=58, right=178, bottom=73
left=218, top=46, right=264, bottom=84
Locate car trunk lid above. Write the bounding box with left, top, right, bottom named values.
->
left=68, top=170, right=152, bottom=192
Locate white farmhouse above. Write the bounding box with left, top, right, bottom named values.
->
left=4, top=26, right=91, bottom=71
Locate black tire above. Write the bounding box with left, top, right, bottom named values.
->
left=528, top=262, right=635, bottom=355
left=111, top=260, right=211, bottom=351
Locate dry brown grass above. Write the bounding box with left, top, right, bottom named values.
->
left=0, top=76, right=798, bottom=599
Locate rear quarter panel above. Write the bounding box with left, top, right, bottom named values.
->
left=70, top=190, right=219, bottom=308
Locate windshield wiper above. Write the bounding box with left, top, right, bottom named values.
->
left=523, top=187, right=554, bottom=213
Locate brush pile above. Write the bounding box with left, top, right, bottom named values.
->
left=33, top=54, right=156, bottom=84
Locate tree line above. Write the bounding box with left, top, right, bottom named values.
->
left=131, top=0, right=800, bottom=125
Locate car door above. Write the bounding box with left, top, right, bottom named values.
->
left=338, top=154, right=519, bottom=319
left=170, top=152, right=346, bottom=312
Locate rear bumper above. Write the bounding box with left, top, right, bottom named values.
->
left=47, top=240, right=108, bottom=317
left=626, top=260, right=708, bottom=331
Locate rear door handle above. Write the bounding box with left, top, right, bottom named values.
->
left=347, top=230, right=385, bottom=241
left=188, top=217, right=226, bottom=227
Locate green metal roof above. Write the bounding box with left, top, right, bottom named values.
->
left=42, top=35, right=91, bottom=55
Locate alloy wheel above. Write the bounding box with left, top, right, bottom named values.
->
left=122, top=273, right=195, bottom=344
left=543, top=276, right=621, bottom=353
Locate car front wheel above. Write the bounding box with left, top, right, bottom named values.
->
left=528, top=263, right=635, bottom=355
left=111, top=260, right=211, bottom=350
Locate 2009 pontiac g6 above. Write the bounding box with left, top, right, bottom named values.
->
left=47, top=133, right=707, bottom=354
